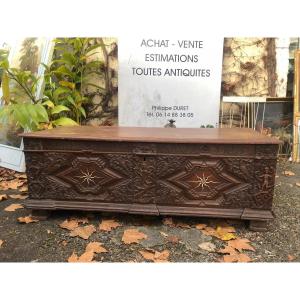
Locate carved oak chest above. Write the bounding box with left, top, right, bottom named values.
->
left=21, top=126, right=281, bottom=231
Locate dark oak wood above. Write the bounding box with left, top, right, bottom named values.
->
left=21, top=126, right=281, bottom=231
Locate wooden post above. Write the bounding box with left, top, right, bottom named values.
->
left=293, top=51, right=300, bottom=162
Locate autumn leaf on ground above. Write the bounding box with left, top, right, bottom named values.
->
left=167, top=235, right=180, bottom=243
left=175, top=222, right=191, bottom=228
left=287, top=255, right=296, bottom=261
left=0, top=240, right=4, bottom=248
left=15, top=173, right=27, bottom=179
left=200, top=226, right=219, bottom=238
left=4, top=203, right=24, bottom=212
left=9, top=194, right=28, bottom=200
left=160, top=231, right=168, bottom=237
left=222, top=252, right=252, bottom=263
left=195, top=223, right=207, bottom=230
left=122, top=229, right=147, bottom=244
left=216, top=225, right=236, bottom=241
left=228, top=238, right=255, bottom=252
left=199, top=242, right=216, bottom=252
left=99, top=219, right=121, bottom=231
left=73, top=217, right=89, bottom=224
left=139, top=249, right=170, bottom=262
left=61, top=240, right=68, bottom=246
left=1, top=180, right=24, bottom=190
left=69, top=225, right=96, bottom=240
left=68, top=251, right=94, bottom=263
left=0, top=194, right=8, bottom=201
left=282, top=170, right=295, bottom=176
left=218, top=245, right=252, bottom=262
left=67, top=242, right=107, bottom=262
left=86, top=242, right=107, bottom=254
left=59, top=219, right=79, bottom=231
left=19, top=186, right=28, bottom=193
left=218, top=245, right=237, bottom=256
left=162, top=217, right=175, bottom=227
left=198, top=225, right=236, bottom=241
left=17, top=216, right=39, bottom=224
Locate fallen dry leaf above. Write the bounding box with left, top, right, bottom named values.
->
left=282, top=170, right=295, bottom=176
left=223, top=252, right=252, bottom=263
left=228, top=238, right=255, bottom=252
left=17, top=216, right=39, bottom=224
left=69, top=225, right=96, bottom=240
left=59, top=219, right=79, bottom=231
left=4, top=203, right=24, bottom=212
left=9, top=194, right=28, bottom=200
left=218, top=245, right=252, bottom=262
left=139, top=249, right=170, bottom=262
left=200, top=226, right=219, bottom=238
left=122, top=229, right=147, bottom=244
left=216, top=226, right=236, bottom=241
left=0, top=240, right=4, bottom=248
left=0, top=194, right=8, bottom=201
left=86, top=242, right=107, bottom=254
left=175, top=222, right=191, bottom=228
left=68, top=251, right=94, bottom=263
left=199, top=242, right=216, bottom=252
left=167, top=235, right=180, bottom=243
left=73, top=217, right=89, bottom=224
left=296, top=182, right=300, bottom=187
left=67, top=241, right=107, bottom=263
left=199, top=225, right=237, bottom=241
left=19, top=186, right=28, bottom=193
left=14, top=173, right=27, bottom=179
left=99, top=219, right=121, bottom=231
left=195, top=223, right=207, bottom=230
left=287, top=255, right=296, bottom=261
left=160, top=231, right=168, bottom=237
left=218, top=245, right=237, bottom=256
left=162, top=217, right=174, bottom=227
left=0, top=180, right=24, bottom=190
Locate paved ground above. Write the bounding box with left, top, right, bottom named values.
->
left=0, top=160, right=299, bottom=262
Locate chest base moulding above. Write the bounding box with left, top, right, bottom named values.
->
left=21, top=126, right=281, bottom=231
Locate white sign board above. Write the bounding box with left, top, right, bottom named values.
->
left=119, top=37, right=224, bottom=128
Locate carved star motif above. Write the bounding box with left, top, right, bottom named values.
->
left=53, top=157, right=123, bottom=194
left=165, top=159, right=243, bottom=200
left=188, top=173, right=219, bottom=190
left=75, top=169, right=103, bottom=185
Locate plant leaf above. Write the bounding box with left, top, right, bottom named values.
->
left=52, top=117, right=78, bottom=126
left=59, top=80, right=75, bottom=90
left=1, top=71, right=10, bottom=104
left=42, top=100, right=55, bottom=108
left=51, top=105, right=70, bottom=115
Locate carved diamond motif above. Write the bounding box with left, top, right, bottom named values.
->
left=54, top=157, right=123, bottom=194
left=166, top=159, right=243, bottom=199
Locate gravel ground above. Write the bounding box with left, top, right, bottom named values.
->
left=0, top=161, right=299, bottom=262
